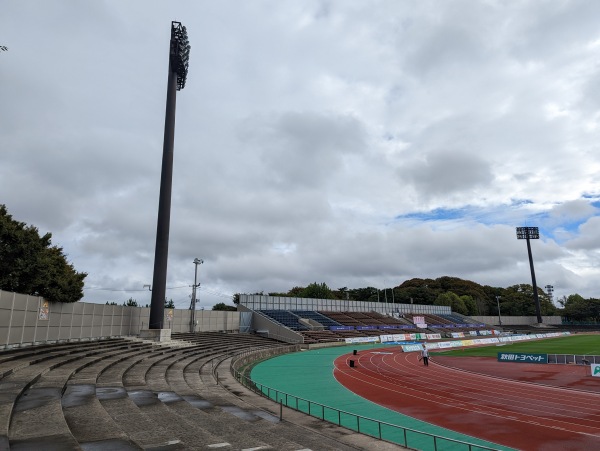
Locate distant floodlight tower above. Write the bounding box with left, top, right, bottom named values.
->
left=516, top=227, right=542, bottom=324
left=149, top=21, right=191, bottom=330
left=545, top=284, right=554, bottom=305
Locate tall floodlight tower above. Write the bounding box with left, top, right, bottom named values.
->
left=516, top=227, right=542, bottom=324
left=545, top=285, right=554, bottom=306
left=149, top=22, right=190, bottom=330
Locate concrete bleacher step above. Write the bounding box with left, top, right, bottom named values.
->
left=0, top=333, right=399, bottom=451
left=0, top=339, right=131, bottom=380
left=122, top=336, right=196, bottom=349
left=196, top=356, right=372, bottom=451
left=96, top=344, right=280, bottom=450
left=5, top=340, right=143, bottom=450
left=62, top=345, right=161, bottom=448
left=1, top=347, right=112, bottom=442
left=62, top=383, right=140, bottom=449
left=148, top=355, right=316, bottom=450
left=96, top=347, right=176, bottom=388
left=69, top=343, right=219, bottom=450
left=99, top=392, right=225, bottom=450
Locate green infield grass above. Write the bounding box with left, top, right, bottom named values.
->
left=432, top=334, right=600, bottom=357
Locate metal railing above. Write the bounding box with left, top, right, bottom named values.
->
left=548, top=354, right=600, bottom=364
left=230, top=351, right=501, bottom=451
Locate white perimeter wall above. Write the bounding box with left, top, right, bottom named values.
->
left=0, top=289, right=239, bottom=347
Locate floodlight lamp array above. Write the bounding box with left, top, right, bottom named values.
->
left=516, top=226, right=539, bottom=240
left=170, top=21, right=190, bottom=90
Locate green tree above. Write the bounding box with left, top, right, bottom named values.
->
left=395, top=278, right=438, bottom=305
left=301, top=282, right=334, bottom=299
left=460, top=295, right=478, bottom=315
left=499, top=284, right=557, bottom=317
left=349, top=287, right=379, bottom=303
left=164, top=299, right=175, bottom=309
left=562, top=294, right=600, bottom=322
left=212, top=302, right=237, bottom=311
left=123, top=298, right=138, bottom=307
left=287, top=286, right=305, bottom=297
left=335, top=286, right=349, bottom=300
left=0, top=205, right=86, bottom=302
left=434, top=291, right=468, bottom=315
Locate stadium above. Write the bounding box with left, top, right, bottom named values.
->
left=1, top=289, right=599, bottom=450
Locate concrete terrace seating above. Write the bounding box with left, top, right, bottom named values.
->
left=0, top=332, right=384, bottom=451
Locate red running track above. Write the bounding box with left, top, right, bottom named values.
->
left=334, top=349, right=600, bottom=450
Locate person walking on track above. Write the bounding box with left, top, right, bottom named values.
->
left=420, top=346, right=430, bottom=366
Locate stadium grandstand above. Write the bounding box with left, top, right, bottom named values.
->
left=0, top=289, right=582, bottom=450
left=238, top=294, right=496, bottom=344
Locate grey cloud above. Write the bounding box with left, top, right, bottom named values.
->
left=508, top=1, right=600, bottom=62
left=397, top=150, right=492, bottom=201
left=405, top=25, right=486, bottom=78
left=3, top=1, right=600, bottom=306
left=548, top=200, right=598, bottom=224
left=237, top=111, right=365, bottom=188
left=565, top=217, right=600, bottom=250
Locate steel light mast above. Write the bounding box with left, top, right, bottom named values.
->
left=516, top=227, right=542, bottom=324
left=149, top=21, right=190, bottom=330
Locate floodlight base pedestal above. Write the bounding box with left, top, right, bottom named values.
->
left=139, top=329, right=172, bottom=342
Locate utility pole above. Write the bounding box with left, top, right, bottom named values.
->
left=495, top=296, right=502, bottom=326
left=190, top=258, right=203, bottom=332
left=149, top=21, right=191, bottom=330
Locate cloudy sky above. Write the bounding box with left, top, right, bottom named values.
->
left=2, top=1, right=600, bottom=309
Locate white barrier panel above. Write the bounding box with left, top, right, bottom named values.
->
left=344, top=336, right=380, bottom=344
left=592, top=364, right=600, bottom=378
left=401, top=344, right=423, bottom=352
left=361, top=332, right=569, bottom=352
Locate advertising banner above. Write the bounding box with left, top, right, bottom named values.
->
left=497, top=352, right=548, bottom=364
left=344, top=336, right=380, bottom=344
left=592, top=364, right=600, bottom=378
left=38, top=300, right=49, bottom=320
